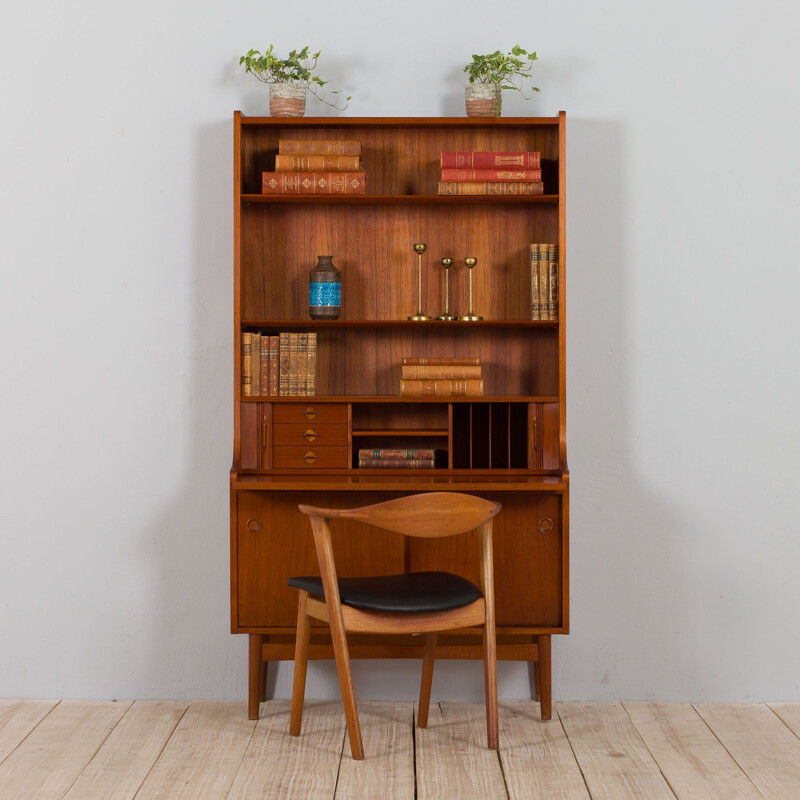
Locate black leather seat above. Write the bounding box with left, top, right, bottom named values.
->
left=287, top=571, right=481, bottom=613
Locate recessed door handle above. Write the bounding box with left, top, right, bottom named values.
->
left=303, top=406, right=318, bottom=419
left=303, top=451, right=318, bottom=464
left=246, top=518, right=262, bottom=533
left=538, top=518, right=553, bottom=533
left=303, top=428, right=318, bottom=442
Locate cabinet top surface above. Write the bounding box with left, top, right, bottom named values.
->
left=235, top=113, right=564, bottom=127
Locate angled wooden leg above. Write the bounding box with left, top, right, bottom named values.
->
left=260, top=647, right=269, bottom=702
left=290, top=591, right=311, bottom=736
left=248, top=634, right=264, bottom=720
left=417, top=633, right=437, bottom=728
left=538, top=634, right=552, bottom=720
left=329, top=617, right=363, bottom=759
left=483, top=621, right=498, bottom=750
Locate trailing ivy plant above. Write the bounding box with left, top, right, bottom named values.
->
left=464, top=45, right=539, bottom=98
left=239, top=45, right=350, bottom=109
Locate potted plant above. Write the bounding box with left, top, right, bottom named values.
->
left=463, top=45, right=539, bottom=117
left=239, top=45, right=350, bottom=117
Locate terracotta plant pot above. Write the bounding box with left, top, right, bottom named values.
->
left=465, top=83, right=502, bottom=117
left=269, top=83, right=307, bottom=117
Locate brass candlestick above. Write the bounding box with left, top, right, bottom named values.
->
left=436, top=257, right=457, bottom=321
left=459, top=256, right=483, bottom=321
left=408, top=242, right=431, bottom=321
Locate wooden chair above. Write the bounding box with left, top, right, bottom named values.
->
left=289, top=492, right=501, bottom=759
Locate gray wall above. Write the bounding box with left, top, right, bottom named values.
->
left=2, top=0, right=799, bottom=702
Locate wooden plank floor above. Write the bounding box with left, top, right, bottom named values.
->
left=1, top=700, right=800, bottom=799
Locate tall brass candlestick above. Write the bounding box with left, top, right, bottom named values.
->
left=408, top=242, right=431, bottom=321
left=436, top=257, right=456, bottom=321
left=459, top=256, right=483, bottom=321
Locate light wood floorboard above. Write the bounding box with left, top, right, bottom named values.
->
left=695, top=702, right=800, bottom=800
left=0, top=699, right=57, bottom=764
left=336, top=701, right=415, bottom=800
left=415, top=702, right=507, bottom=800
left=499, top=700, right=591, bottom=799
left=557, top=701, right=677, bottom=799
left=0, top=700, right=131, bottom=800
left=227, top=700, right=345, bottom=800
left=133, top=701, right=256, bottom=800
left=0, top=699, right=790, bottom=799
left=623, top=701, right=762, bottom=800
left=62, top=700, right=189, bottom=800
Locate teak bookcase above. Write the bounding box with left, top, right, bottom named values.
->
left=231, top=113, right=568, bottom=720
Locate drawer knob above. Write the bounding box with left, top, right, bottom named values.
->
left=303, top=406, right=318, bottom=419
left=246, top=518, right=262, bottom=533
left=538, top=518, right=553, bottom=533
left=303, top=428, right=318, bottom=442
left=303, top=450, right=318, bottom=464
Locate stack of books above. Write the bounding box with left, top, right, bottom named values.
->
left=241, top=332, right=317, bottom=396
left=530, top=244, right=559, bottom=321
left=358, top=448, right=437, bottom=469
left=261, top=139, right=366, bottom=195
left=437, top=151, right=543, bottom=196
left=399, top=357, right=484, bottom=397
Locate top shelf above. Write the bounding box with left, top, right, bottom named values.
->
left=241, top=194, right=558, bottom=206
left=237, top=115, right=562, bottom=128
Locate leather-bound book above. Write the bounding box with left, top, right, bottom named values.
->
left=278, top=139, right=361, bottom=156
left=440, top=168, right=542, bottom=182
left=241, top=332, right=252, bottom=397
left=440, top=151, right=541, bottom=169
left=279, top=332, right=290, bottom=396
left=275, top=154, right=360, bottom=172
left=251, top=333, right=261, bottom=396
left=402, top=357, right=480, bottom=366
left=306, top=333, right=317, bottom=396
left=438, top=181, right=543, bottom=196
left=399, top=379, right=484, bottom=397
left=297, top=333, right=308, bottom=396
left=401, top=365, right=482, bottom=380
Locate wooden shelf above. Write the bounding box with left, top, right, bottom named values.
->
left=242, top=193, right=558, bottom=205
left=241, top=396, right=559, bottom=403
left=242, top=319, right=558, bottom=329
left=238, top=115, right=561, bottom=128
left=352, top=429, right=448, bottom=437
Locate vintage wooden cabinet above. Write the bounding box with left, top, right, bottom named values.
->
left=231, top=113, right=568, bottom=720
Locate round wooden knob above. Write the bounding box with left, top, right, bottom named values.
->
left=303, top=428, right=318, bottom=441
left=538, top=518, right=553, bottom=533
left=246, top=518, right=262, bottom=533
left=303, top=406, right=318, bottom=419
left=303, top=451, right=318, bottom=464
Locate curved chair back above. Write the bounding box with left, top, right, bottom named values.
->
left=299, top=491, right=500, bottom=538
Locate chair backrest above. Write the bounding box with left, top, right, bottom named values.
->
left=298, top=491, right=500, bottom=537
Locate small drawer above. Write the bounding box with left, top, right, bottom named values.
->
left=273, top=423, right=348, bottom=447
left=272, top=446, right=349, bottom=468
left=273, top=403, right=348, bottom=425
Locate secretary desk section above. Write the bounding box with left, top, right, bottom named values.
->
left=231, top=114, right=568, bottom=720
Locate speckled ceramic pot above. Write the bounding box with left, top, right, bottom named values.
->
left=269, top=83, right=307, bottom=117
left=465, top=83, right=502, bottom=117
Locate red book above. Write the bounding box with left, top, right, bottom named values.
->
left=440, top=151, right=541, bottom=169
left=441, top=168, right=542, bottom=182
left=438, top=181, right=543, bottom=196
left=261, top=172, right=365, bottom=195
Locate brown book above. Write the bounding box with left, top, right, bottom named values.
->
left=279, top=139, right=361, bottom=156
left=440, top=151, right=541, bottom=169
left=275, top=154, right=360, bottom=172
left=402, top=357, right=480, bottom=366
left=262, top=172, right=365, bottom=195
left=440, top=168, right=542, bottom=182
left=358, top=449, right=436, bottom=460
left=358, top=457, right=436, bottom=469
left=241, top=332, right=252, bottom=397
left=306, top=333, right=317, bottom=396
left=401, top=365, right=482, bottom=380
left=260, top=335, right=270, bottom=396
left=268, top=335, right=279, bottom=396
left=278, top=332, right=290, bottom=396
left=297, top=333, right=308, bottom=396
left=288, top=334, right=299, bottom=396
left=399, top=379, right=484, bottom=397
left=251, top=333, right=261, bottom=396
left=547, top=244, right=559, bottom=321
left=437, top=181, right=543, bottom=196
left=530, top=244, right=541, bottom=320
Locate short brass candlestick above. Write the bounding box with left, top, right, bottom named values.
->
left=436, top=257, right=457, bottom=321
left=459, top=256, right=483, bottom=321
left=408, top=242, right=431, bottom=321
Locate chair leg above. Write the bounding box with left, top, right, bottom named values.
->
left=329, top=612, right=364, bottom=759
left=248, top=634, right=263, bottom=720
left=538, top=634, right=552, bottom=720
left=417, top=633, right=437, bottom=728
left=484, top=622, right=499, bottom=750
left=290, top=591, right=311, bottom=736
